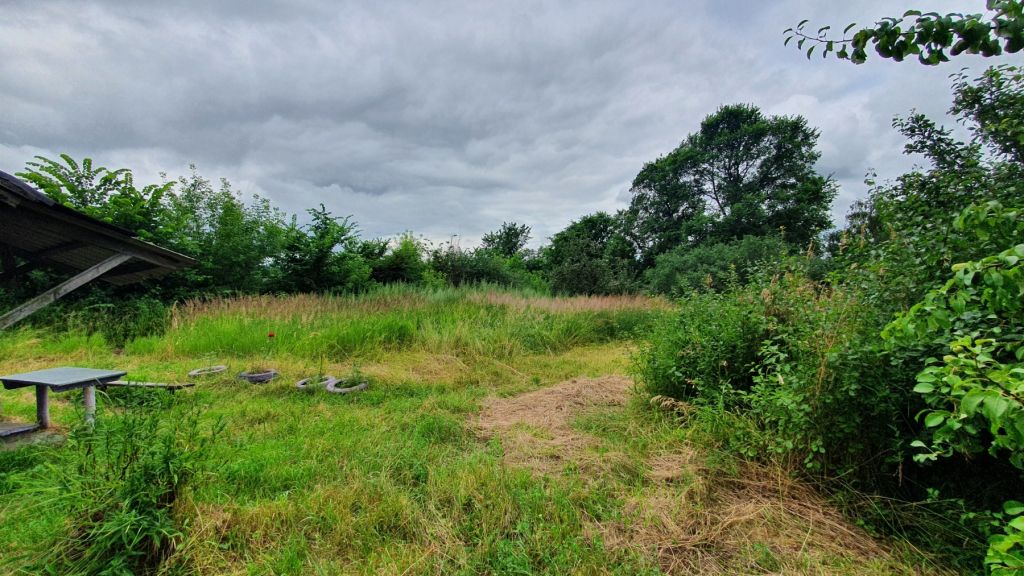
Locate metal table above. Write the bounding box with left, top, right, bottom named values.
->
left=0, top=367, right=126, bottom=436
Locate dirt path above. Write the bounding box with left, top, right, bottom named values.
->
left=475, top=376, right=932, bottom=575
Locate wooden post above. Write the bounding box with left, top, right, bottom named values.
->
left=36, top=385, right=49, bottom=428
left=0, top=253, right=131, bottom=331
left=84, top=384, right=96, bottom=425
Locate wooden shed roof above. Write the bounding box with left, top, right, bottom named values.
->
left=0, top=170, right=194, bottom=285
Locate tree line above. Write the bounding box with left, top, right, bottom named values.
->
left=0, top=101, right=836, bottom=315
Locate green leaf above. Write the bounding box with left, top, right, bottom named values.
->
left=925, top=412, right=946, bottom=427
left=982, top=397, right=1010, bottom=422
left=914, top=382, right=936, bottom=394
left=962, top=390, right=991, bottom=415
left=1005, top=501, right=1024, bottom=516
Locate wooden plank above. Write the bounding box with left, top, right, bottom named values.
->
left=0, top=242, right=79, bottom=277
left=0, top=187, right=21, bottom=208
left=28, top=241, right=81, bottom=261
left=0, top=422, right=40, bottom=438
left=101, top=380, right=195, bottom=390
left=0, top=245, right=15, bottom=279
left=18, top=203, right=192, bottom=269
left=0, top=253, right=131, bottom=331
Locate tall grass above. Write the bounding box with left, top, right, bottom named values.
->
left=3, top=400, right=220, bottom=575
left=164, top=286, right=667, bottom=360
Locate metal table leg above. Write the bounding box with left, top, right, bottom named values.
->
left=84, top=384, right=96, bottom=424
left=36, top=385, right=49, bottom=428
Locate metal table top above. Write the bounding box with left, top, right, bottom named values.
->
left=0, top=367, right=127, bottom=392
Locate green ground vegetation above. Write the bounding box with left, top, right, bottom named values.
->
left=0, top=288, right=943, bottom=575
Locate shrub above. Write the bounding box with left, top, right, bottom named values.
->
left=634, top=287, right=767, bottom=404
left=63, top=295, right=170, bottom=347
left=371, top=234, right=427, bottom=284
left=542, top=212, right=639, bottom=296
left=636, top=265, right=909, bottom=476
left=884, top=201, right=1024, bottom=571
left=18, top=401, right=220, bottom=575
left=745, top=273, right=906, bottom=475
left=428, top=244, right=546, bottom=291
left=644, top=234, right=789, bottom=295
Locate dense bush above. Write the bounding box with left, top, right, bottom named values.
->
left=885, top=201, right=1024, bottom=571
left=542, top=212, right=639, bottom=295
left=635, top=287, right=765, bottom=403
left=644, top=234, right=789, bottom=295
left=368, top=234, right=427, bottom=285
left=637, top=267, right=907, bottom=476
left=270, top=205, right=373, bottom=294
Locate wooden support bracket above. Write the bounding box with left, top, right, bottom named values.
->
left=0, top=253, right=132, bottom=331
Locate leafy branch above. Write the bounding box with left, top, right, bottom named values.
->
left=785, top=2, right=1024, bottom=64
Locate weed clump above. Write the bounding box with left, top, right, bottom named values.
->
left=10, top=401, right=220, bottom=575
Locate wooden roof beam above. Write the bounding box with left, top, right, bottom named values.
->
left=0, top=253, right=132, bottom=331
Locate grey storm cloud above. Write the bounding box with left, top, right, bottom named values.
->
left=0, top=0, right=1011, bottom=246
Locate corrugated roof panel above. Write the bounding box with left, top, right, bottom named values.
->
left=0, top=169, right=194, bottom=283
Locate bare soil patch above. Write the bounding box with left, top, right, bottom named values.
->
left=475, top=376, right=632, bottom=474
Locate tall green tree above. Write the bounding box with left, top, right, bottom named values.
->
left=543, top=212, right=637, bottom=295
left=952, top=64, right=1024, bottom=164
left=164, top=168, right=287, bottom=293
left=271, top=205, right=369, bottom=293
left=480, top=221, right=532, bottom=258
left=624, top=104, right=835, bottom=266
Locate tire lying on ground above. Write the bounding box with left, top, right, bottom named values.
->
left=237, top=370, right=278, bottom=384
left=296, top=375, right=338, bottom=390
left=326, top=379, right=369, bottom=394
left=188, top=365, right=228, bottom=377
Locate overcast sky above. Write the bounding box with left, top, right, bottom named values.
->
left=0, top=1, right=1011, bottom=247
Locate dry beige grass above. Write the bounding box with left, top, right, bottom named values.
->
left=471, top=292, right=671, bottom=313
left=172, top=290, right=669, bottom=327
left=172, top=291, right=431, bottom=325
left=477, top=377, right=943, bottom=575
left=602, top=462, right=914, bottom=574
left=475, top=376, right=634, bottom=474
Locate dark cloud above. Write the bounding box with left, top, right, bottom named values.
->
left=0, top=0, right=1010, bottom=245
